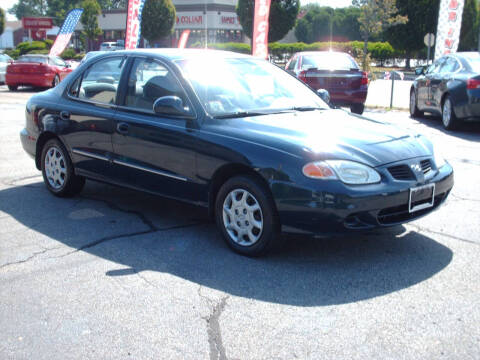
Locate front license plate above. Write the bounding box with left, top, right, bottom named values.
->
left=409, top=183, right=435, bottom=213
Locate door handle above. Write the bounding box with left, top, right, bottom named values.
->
left=117, top=122, right=130, bottom=134
left=60, top=111, right=70, bottom=120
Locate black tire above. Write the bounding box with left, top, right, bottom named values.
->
left=52, top=75, right=60, bottom=88
left=8, top=85, right=18, bottom=91
left=350, top=103, right=365, bottom=115
left=41, top=138, right=85, bottom=197
left=215, top=175, right=279, bottom=257
left=442, top=96, right=459, bottom=130
left=409, top=89, right=423, bottom=118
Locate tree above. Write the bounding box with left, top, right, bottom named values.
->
left=332, top=7, right=362, bottom=42
left=8, top=0, right=48, bottom=19
left=80, top=0, right=102, bottom=51
left=48, top=0, right=83, bottom=26
left=353, top=0, right=408, bottom=70
left=236, top=0, right=300, bottom=43
left=459, top=0, right=478, bottom=51
left=295, top=6, right=334, bottom=43
left=0, top=8, right=5, bottom=36
left=385, top=0, right=439, bottom=68
left=141, top=0, right=176, bottom=43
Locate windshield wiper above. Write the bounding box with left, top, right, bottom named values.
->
left=289, top=106, right=327, bottom=112
left=212, top=111, right=271, bottom=119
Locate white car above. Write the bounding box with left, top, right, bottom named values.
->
left=99, top=42, right=117, bottom=51
left=0, top=54, right=13, bottom=85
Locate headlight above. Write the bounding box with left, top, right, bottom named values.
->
left=433, top=148, right=446, bottom=169
left=303, top=160, right=381, bottom=185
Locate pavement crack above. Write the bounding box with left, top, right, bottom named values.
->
left=408, top=224, right=479, bottom=246
left=0, top=246, right=61, bottom=270
left=449, top=193, right=480, bottom=202
left=2, top=174, right=43, bottom=187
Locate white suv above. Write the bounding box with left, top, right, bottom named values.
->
left=99, top=42, right=117, bottom=51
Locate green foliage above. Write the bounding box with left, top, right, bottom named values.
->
left=295, top=6, right=334, bottom=43
left=141, top=0, right=176, bottom=42
left=29, top=49, right=49, bottom=54
left=236, top=0, right=300, bottom=43
left=459, top=0, right=478, bottom=51
left=4, top=49, right=20, bottom=59
left=44, top=39, right=54, bottom=49
left=17, top=40, right=47, bottom=55
left=80, top=0, right=102, bottom=51
left=8, top=0, right=48, bottom=20
left=0, top=7, right=5, bottom=36
left=60, top=48, right=77, bottom=59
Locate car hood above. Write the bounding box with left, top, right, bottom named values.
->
left=206, top=109, right=433, bottom=167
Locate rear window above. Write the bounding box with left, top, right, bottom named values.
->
left=17, top=56, right=48, bottom=64
left=465, top=55, right=480, bottom=73
left=301, top=53, right=358, bottom=71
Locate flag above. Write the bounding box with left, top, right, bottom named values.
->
left=252, top=0, right=271, bottom=59
left=435, top=0, right=465, bottom=59
left=178, top=30, right=191, bottom=49
left=125, top=0, right=146, bottom=49
left=49, top=8, right=84, bottom=57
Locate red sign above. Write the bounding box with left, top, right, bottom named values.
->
left=22, top=17, right=53, bottom=29
left=125, top=0, right=146, bottom=50
left=32, top=29, right=47, bottom=40
left=252, top=0, right=271, bottom=59
left=176, top=16, right=203, bottom=25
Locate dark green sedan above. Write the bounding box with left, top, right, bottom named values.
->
left=21, top=49, right=454, bottom=256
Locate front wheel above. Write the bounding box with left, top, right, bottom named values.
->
left=41, top=139, right=85, bottom=197
left=409, top=89, right=423, bottom=118
left=215, top=175, right=279, bottom=256
left=442, top=96, right=458, bottom=130
left=8, top=85, right=18, bottom=91
left=350, top=103, right=365, bottom=115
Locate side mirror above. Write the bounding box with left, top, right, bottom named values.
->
left=153, top=96, right=190, bottom=117
left=415, top=67, right=425, bottom=75
left=317, top=89, right=331, bottom=104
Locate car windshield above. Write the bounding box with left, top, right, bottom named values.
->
left=17, top=56, right=48, bottom=64
left=176, top=56, right=328, bottom=118
left=301, top=53, right=358, bottom=71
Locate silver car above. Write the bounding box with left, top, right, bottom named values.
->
left=0, top=54, right=13, bottom=85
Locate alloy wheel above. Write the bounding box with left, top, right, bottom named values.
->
left=442, top=99, right=452, bottom=127
left=44, top=146, right=67, bottom=189
left=410, top=91, right=416, bottom=116
left=222, top=189, right=263, bottom=246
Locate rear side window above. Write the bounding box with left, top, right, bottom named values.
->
left=124, top=58, right=187, bottom=113
left=77, top=57, right=125, bottom=104
left=287, top=57, right=297, bottom=71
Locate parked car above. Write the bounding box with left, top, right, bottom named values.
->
left=0, top=53, right=13, bottom=85
left=99, top=42, right=118, bottom=51
left=6, top=54, right=73, bottom=90
left=286, top=51, right=368, bottom=114
left=410, top=52, right=480, bottom=130
left=80, top=51, right=106, bottom=64
left=20, top=49, right=453, bottom=256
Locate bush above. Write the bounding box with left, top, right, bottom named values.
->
left=60, top=48, right=77, bottom=59
left=17, top=41, right=47, bottom=55
left=44, top=39, right=54, bottom=49
left=74, top=53, right=85, bottom=61
left=29, top=49, right=49, bottom=55
left=4, top=49, right=20, bottom=59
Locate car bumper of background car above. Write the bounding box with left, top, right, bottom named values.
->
left=329, top=87, right=368, bottom=106
left=0, top=72, right=5, bottom=84
left=6, top=73, right=55, bottom=87
left=271, top=163, right=454, bottom=236
left=20, top=128, right=36, bottom=159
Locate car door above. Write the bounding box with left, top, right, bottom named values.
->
left=417, top=59, right=442, bottom=110
left=59, top=55, right=127, bottom=180
left=427, top=57, right=448, bottom=112
left=431, top=57, right=460, bottom=111
left=111, top=56, right=200, bottom=202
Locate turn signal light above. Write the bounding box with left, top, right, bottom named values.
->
left=361, top=71, right=369, bottom=85
left=467, top=78, right=480, bottom=89
left=302, top=162, right=336, bottom=179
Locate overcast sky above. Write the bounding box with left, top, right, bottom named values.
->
left=2, top=0, right=353, bottom=21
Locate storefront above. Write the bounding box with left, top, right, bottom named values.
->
left=74, top=0, right=244, bottom=51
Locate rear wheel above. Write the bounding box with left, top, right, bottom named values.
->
left=41, top=139, right=85, bottom=197
left=52, top=75, right=60, bottom=88
left=350, top=103, right=365, bottom=115
left=8, top=85, right=18, bottom=91
left=442, top=96, right=458, bottom=130
left=409, top=89, right=423, bottom=117
left=215, top=175, right=279, bottom=256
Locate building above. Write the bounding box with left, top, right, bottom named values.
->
left=0, top=20, right=59, bottom=49
left=73, top=0, right=244, bottom=51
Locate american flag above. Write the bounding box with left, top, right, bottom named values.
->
left=49, top=8, right=84, bottom=57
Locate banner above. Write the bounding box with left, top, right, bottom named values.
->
left=252, top=0, right=271, bottom=59
left=435, top=0, right=465, bottom=59
left=49, top=9, right=83, bottom=57
left=125, top=0, right=146, bottom=49
left=178, top=30, right=191, bottom=49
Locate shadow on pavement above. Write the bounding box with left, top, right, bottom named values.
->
left=0, top=180, right=453, bottom=306
left=412, top=113, right=480, bottom=140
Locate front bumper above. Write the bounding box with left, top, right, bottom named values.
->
left=272, top=162, right=454, bottom=236
left=6, top=73, right=55, bottom=88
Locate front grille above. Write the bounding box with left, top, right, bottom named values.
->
left=388, top=165, right=414, bottom=180
left=377, top=192, right=447, bottom=225
left=420, top=159, right=432, bottom=174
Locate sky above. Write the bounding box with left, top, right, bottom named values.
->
left=2, top=0, right=353, bottom=21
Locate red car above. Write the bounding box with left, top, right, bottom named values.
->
left=286, top=51, right=368, bottom=114
left=6, top=54, right=73, bottom=91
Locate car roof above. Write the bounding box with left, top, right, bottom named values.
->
left=91, top=48, right=252, bottom=61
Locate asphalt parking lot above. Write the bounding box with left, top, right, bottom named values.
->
left=1, top=85, right=479, bottom=359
